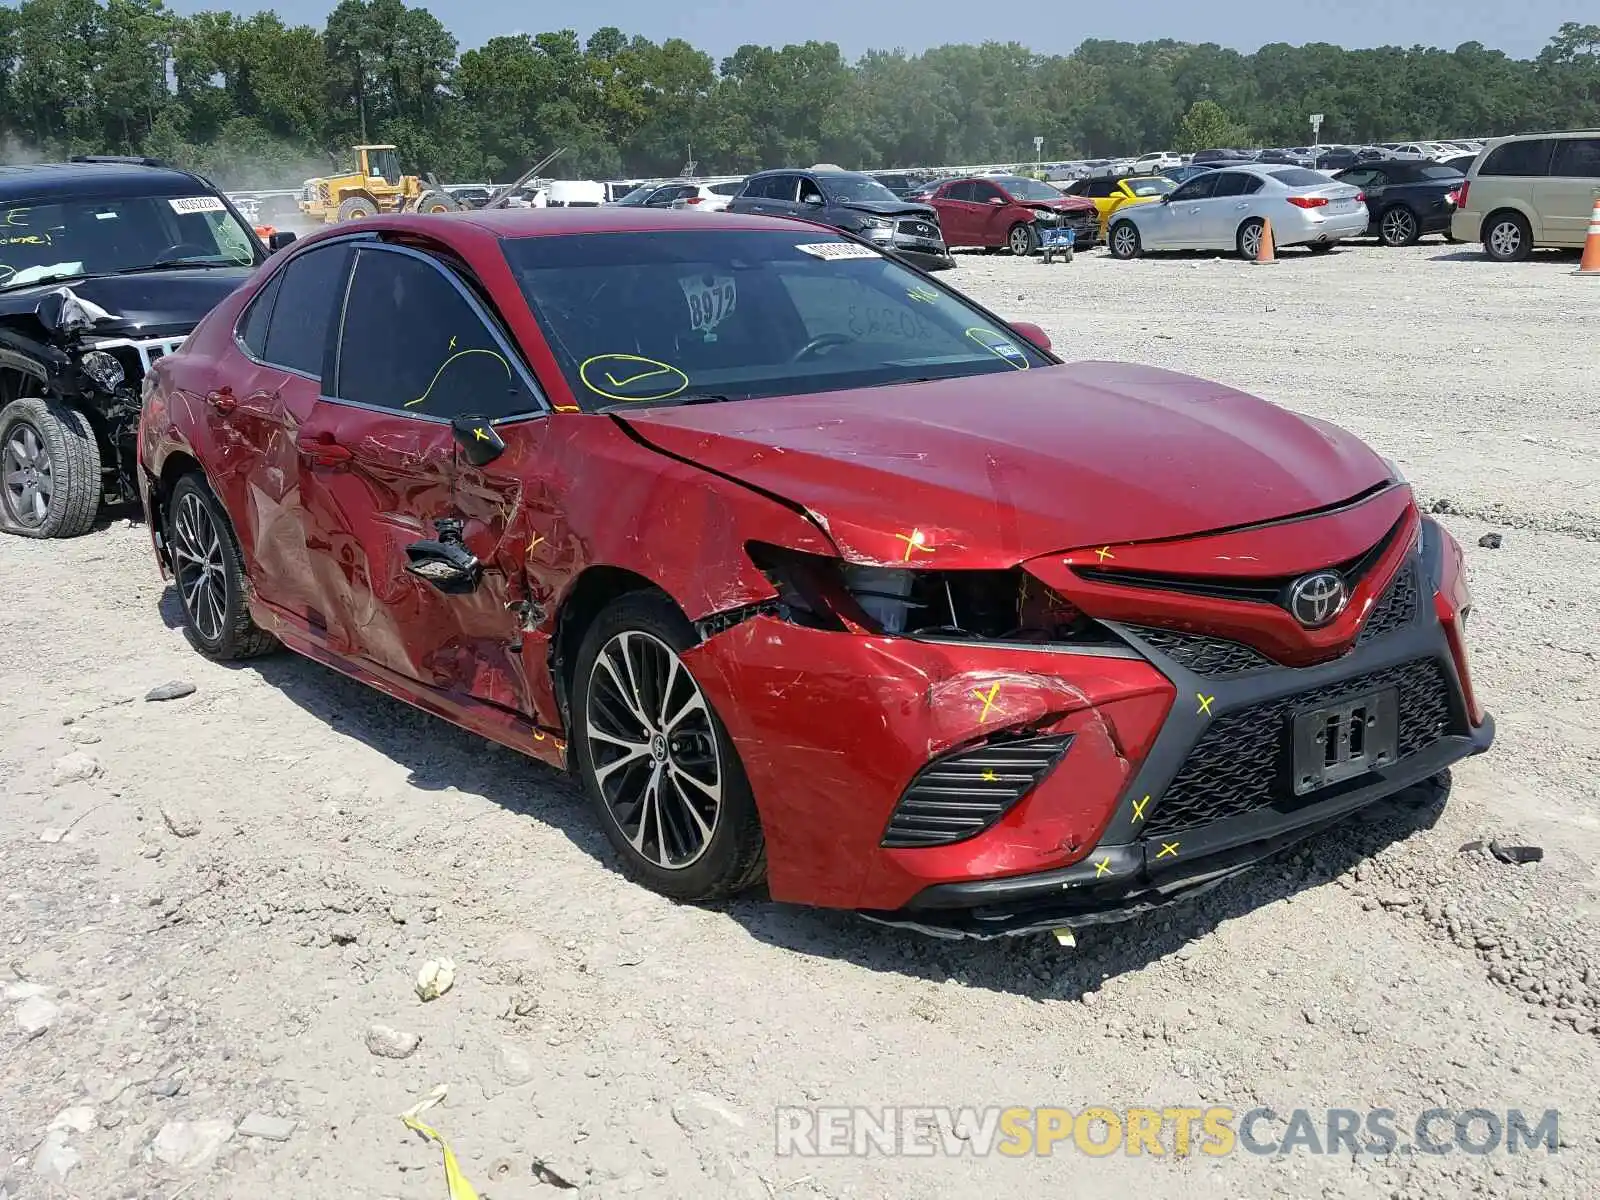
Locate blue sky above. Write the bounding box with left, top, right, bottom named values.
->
left=170, top=0, right=1583, bottom=62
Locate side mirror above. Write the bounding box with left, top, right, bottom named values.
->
left=989, top=196, right=1006, bottom=205
left=802, top=194, right=825, bottom=207
left=268, top=230, right=297, bottom=251
left=1009, top=321, right=1051, bottom=352
left=452, top=415, right=507, bottom=467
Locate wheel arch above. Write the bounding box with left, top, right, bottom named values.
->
left=146, top=448, right=206, bottom=568
left=1479, top=203, right=1537, bottom=243
left=337, top=188, right=381, bottom=211
left=550, top=565, right=683, bottom=737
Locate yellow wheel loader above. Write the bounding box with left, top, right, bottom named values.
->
left=298, top=145, right=460, bottom=223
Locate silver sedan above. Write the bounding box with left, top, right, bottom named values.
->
left=1106, top=166, right=1368, bottom=259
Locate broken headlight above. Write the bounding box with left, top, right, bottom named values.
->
left=78, top=349, right=125, bottom=392
left=747, top=543, right=1109, bottom=645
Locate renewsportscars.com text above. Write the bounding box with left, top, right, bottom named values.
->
left=774, top=1105, right=1560, bottom=1158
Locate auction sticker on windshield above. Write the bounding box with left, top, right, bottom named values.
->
left=796, top=242, right=880, bottom=260
left=168, top=196, right=227, bottom=215
left=680, top=273, right=736, bottom=340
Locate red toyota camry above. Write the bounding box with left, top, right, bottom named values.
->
left=137, top=208, right=1492, bottom=937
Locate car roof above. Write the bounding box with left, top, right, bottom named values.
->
left=300, top=207, right=829, bottom=243
left=0, top=160, right=216, bottom=202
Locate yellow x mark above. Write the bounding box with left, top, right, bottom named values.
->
left=981, top=769, right=998, bottom=782
left=1131, top=794, right=1150, bottom=823
left=1197, top=693, right=1215, bottom=716
left=1157, top=841, right=1180, bottom=859
left=973, top=683, right=1001, bottom=723
left=527, top=534, right=546, bottom=554
left=1094, top=857, right=1111, bottom=877
left=895, top=528, right=935, bottom=561
left=1095, top=546, right=1115, bottom=562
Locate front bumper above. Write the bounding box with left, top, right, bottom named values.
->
left=891, top=243, right=956, bottom=272
left=685, top=509, right=1489, bottom=929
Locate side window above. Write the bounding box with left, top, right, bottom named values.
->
left=763, top=175, right=799, bottom=202
left=1170, top=174, right=1219, bottom=202
left=798, top=177, right=825, bottom=205
left=1481, top=139, right=1554, bottom=177
left=1550, top=138, right=1600, bottom=179
left=236, top=269, right=283, bottom=358
left=261, top=243, right=353, bottom=376
left=1337, top=168, right=1374, bottom=188
left=945, top=181, right=977, bottom=202
left=1210, top=172, right=1251, bottom=198
left=972, top=181, right=1005, bottom=203
left=333, top=248, right=537, bottom=422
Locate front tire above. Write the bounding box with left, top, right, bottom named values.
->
left=166, top=473, right=277, bottom=660
left=413, top=189, right=459, bottom=215
left=572, top=592, right=765, bottom=900
left=1482, top=211, right=1532, bottom=262
left=1108, top=221, right=1141, bottom=259
left=0, top=396, right=101, bottom=539
left=1007, top=222, right=1038, bottom=256
left=1379, top=205, right=1419, bottom=247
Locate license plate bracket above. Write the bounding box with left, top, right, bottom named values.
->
left=1291, top=687, right=1399, bottom=795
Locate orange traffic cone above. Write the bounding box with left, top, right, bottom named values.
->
left=1250, top=218, right=1277, bottom=265
left=1575, top=197, right=1600, bottom=276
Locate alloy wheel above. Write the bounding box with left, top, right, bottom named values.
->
left=1240, top=223, right=1263, bottom=259
left=1009, top=225, right=1032, bottom=255
left=171, top=490, right=228, bottom=643
left=1, top=421, right=51, bottom=527
left=585, top=630, right=722, bottom=870
left=1112, top=225, right=1137, bottom=258
left=1381, top=208, right=1416, bottom=246
left=1488, top=220, right=1521, bottom=258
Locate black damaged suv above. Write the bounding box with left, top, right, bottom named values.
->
left=0, top=157, right=291, bottom=538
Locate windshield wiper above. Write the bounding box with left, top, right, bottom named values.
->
left=596, top=393, right=736, bottom=414
left=0, top=271, right=90, bottom=291
left=116, top=258, right=248, bottom=275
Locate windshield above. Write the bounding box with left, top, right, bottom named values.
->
left=502, top=230, right=1050, bottom=412
left=998, top=177, right=1063, bottom=201
left=0, top=193, right=257, bottom=290
left=822, top=174, right=900, bottom=203
left=1125, top=177, right=1176, bottom=197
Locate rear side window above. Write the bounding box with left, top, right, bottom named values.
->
left=1480, top=139, right=1554, bottom=177
left=332, top=247, right=537, bottom=422
left=711, top=180, right=744, bottom=196
left=1211, top=172, right=1259, bottom=197
left=1550, top=138, right=1600, bottom=179
left=237, top=271, right=283, bottom=359
left=261, top=243, right=352, bottom=377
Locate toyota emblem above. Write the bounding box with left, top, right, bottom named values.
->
left=1287, top=571, right=1348, bottom=628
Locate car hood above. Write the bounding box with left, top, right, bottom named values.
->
left=0, top=266, right=257, bottom=337
left=1023, top=198, right=1097, bottom=215
left=614, top=362, right=1394, bottom=567
left=836, top=200, right=938, bottom=220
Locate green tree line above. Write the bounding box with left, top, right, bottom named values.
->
left=1, top=0, right=1597, bottom=188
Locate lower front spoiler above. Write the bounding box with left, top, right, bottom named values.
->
left=860, top=717, right=1493, bottom=940
left=892, top=246, right=957, bottom=272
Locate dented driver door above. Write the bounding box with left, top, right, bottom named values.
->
left=292, top=242, right=545, bottom=718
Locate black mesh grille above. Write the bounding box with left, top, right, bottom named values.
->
left=882, top=735, right=1073, bottom=848
left=1145, top=658, right=1455, bottom=837
left=1357, top=561, right=1418, bottom=645
left=1126, top=627, right=1277, bottom=676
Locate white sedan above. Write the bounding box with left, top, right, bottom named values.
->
left=1106, top=165, right=1368, bottom=259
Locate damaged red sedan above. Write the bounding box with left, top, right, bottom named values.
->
left=137, top=208, right=1492, bottom=938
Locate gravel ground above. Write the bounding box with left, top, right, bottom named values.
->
left=2, top=239, right=1597, bottom=1200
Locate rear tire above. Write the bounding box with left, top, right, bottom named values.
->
left=1236, top=218, right=1267, bottom=260
left=0, top=396, right=100, bottom=539
left=1108, top=221, right=1141, bottom=260
left=571, top=591, right=765, bottom=901
left=1007, top=222, right=1037, bottom=256
left=413, top=189, right=459, bottom=215
left=166, top=473, right=277, bottom=661
left=1481, top=211, right=1532, bottom=262
left=1378, top=205, right=1419, bottom=247
left=336, top=196, right=377, bottom=222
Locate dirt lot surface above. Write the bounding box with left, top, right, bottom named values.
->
left=3, top=241, right=1597, bottom=1200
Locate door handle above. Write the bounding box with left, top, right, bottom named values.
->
left=296, top=432, right=352, bottom=465
left=1235, top=203, right=1250, bottom=210
left=205, top=387, right=236, bottom=415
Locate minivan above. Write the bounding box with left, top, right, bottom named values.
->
left=1451, top=130, right=1600, bottom=261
